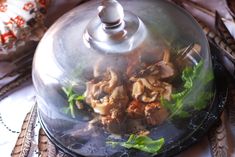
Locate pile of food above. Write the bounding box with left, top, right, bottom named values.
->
left=84, top=49, right=174, bottom=134
left=63, top=44, right=213, bottom=129
left=62, top=43, right=214, bottom=154
left=64, top=43, right=211, bottom=127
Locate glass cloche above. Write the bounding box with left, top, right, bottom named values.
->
left=32, top=0, right=226, bottom=156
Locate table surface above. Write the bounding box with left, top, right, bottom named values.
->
left=1, top=0, right=235, bottom=157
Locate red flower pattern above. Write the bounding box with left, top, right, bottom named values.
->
left=0, top=0, right=48, bottom=50
left=12, top=16, right=26, bottom=27
left=23, top=2, right=35, bottom=11
left=1, top=31, right=16, bottom=44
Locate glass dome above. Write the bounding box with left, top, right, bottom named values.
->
left=33, top=0, right=215, bottom=156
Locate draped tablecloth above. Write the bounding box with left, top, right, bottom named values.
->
left=0, top=0, right=235, bottom=157
left=0, top=1, right=83, bottom=156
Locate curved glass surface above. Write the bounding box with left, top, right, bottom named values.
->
left=33, top=0, right=213, bottom=156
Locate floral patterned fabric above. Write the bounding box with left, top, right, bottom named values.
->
left=0, top=0, right=50, bottom=53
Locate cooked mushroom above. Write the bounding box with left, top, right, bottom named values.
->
left=86, top=86, right=128, bottom=115
left=101, top=115, right=123, bottom=133
left=131, top=76, right=172, bottom=103
left=84, top=47, right=176, bottom=133
left=76, top=101, right=84, bottom=110
left=85, top=68, right=128, bottom=116
left=85, top=68, right=118, bottom=104
left=138, top=64, right=160, bottom=77
left=127, top=100, right=145, bottom=119
left=138, top=61, right=174, bottom=79
left=144, top=102, right=169, bottom=126
left=156, top=61, right=175, bottom=79
left=131, top=79, right=144, bottom=100
left=137, top=49, right=175, bottom=79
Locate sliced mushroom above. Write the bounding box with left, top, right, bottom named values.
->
left=76, top=101, right=84, bottom=110
left=127, top=100, right=145, bottom=119
left=99, top=68, right=118, bottom=94
left=131, top=80, right=144, bottom=100
left=140, top=92, right=158, bottom=103
left=101, top=115, right=124, bottom=134
left=100, top=103, right=127, bottom=133
left=87, top=86, right=128, bottom=115
left=110, top=86, right=129, bottom=107
left=136, top=48, right=174, bottom=79
left=162, top=83, right=172, bottom=101
left=131, top=77, right=172, bottom=103
left=144, top=102, right=169, bottom=126
left=85, top=68, right=128, bottom=116
left=90, top=96, right=112, bottom=115
left=138, top=64, right=160, bottom=76
left=156, top=61, right=175, bottom=79
left=84, top=46, right=176, bottom=132
left=162, top=49, right=171, bottom=63
left=85, top=68, right=119, bottom=104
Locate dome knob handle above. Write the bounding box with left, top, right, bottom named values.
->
left=98, top=0, right=124, bottom=29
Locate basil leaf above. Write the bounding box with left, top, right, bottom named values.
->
left=107, top=135, right=164, bottom=154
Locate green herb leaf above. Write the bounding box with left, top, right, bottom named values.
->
left=62, top=86, right=72, bottom=97
left=76, top=95, right=85, bottom=101
left=162, top=61, right=213, bottom=118
left=68, top=94, right=77, bottom=102
left=62, top=86, right=85, bottom=118
left=193, top=92, right=214, bottom=110
left=107, top=135, right=165, bottom=154
left=69, top=102, right=76, bottom=118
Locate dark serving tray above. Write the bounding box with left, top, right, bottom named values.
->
left=38, top=43, right=229, bottom=157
